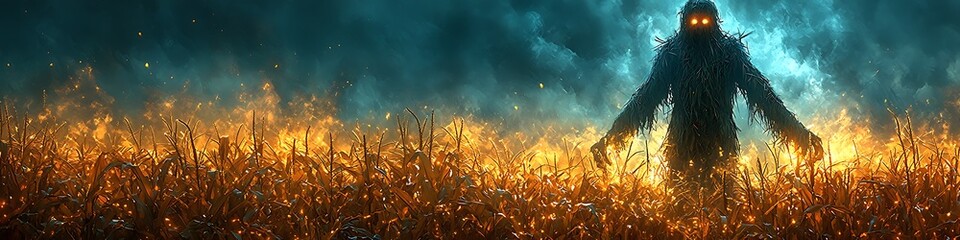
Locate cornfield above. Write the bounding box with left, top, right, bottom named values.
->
left=1, top=97, right=959, bottom=239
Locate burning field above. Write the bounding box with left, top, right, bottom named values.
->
left=1, top=76, right=959, bottom=239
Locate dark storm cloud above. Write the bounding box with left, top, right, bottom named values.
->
left=0, top=0, right=653, bottom=124
left=718, top=0, right=960, bottom=133
left=823, top=1, right=960, bottom=131
left=1, top=0, right=959, bottom=132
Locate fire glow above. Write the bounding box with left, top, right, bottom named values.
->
left=1, top=67, right=958, bottom=238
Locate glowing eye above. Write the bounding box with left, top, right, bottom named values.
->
left=702, top=18, right=710, bottom=24
left=690, top=19, right=699, bottom=25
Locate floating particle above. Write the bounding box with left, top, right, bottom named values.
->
left=144, top=62, right=150, bottom=69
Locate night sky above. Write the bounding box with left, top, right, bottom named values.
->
left=2, top=0, right=960, bottom=137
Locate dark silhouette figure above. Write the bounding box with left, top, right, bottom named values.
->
left=592, top=0, right=823, bottom=178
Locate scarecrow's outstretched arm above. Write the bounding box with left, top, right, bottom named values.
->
left=592, top=46, right=677, bottom=166
left=735, top=49, right=823, bottom=160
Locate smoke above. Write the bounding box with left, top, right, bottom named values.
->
left=718, top=0, right=960, bottom=135
left=1, top=0, right=959, bottom=134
